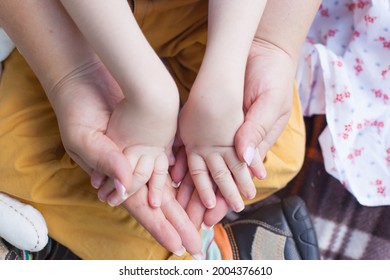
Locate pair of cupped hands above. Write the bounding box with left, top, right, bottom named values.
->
left=50, top=40, right=295, bottom=258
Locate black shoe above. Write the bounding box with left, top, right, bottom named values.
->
left=222, top=195, right=320, bottom=260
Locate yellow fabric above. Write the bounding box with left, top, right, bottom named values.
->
left=0, top=0, right=305, bottom=259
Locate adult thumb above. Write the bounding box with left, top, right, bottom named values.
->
left=234, top=98, right=276, bottom=179
left=71, top=133, right=133, bottom=192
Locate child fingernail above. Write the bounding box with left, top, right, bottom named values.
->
left=243, top=145, right=255, bottom=166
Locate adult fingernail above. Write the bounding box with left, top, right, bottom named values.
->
left=107, top=196, right=122, bottom=207
left=243, top=145, right=256, bottom=166
left=201, top=222, right=214, bottom=231
left=171, top=181, right=181, bottom=188
left=192, top=253, right=204, bottom=260
left=114, top=178, right=127, bottom=199
left=173, top=246, right=186, bottom=257
left=233, top=201, right=245, bottom=213
left=91, top=173, right=103, bottom=189
left=246, top=189, right=257, bottom=200
left=259, top=163, right=267, bottom=179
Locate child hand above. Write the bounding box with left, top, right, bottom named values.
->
left=179, top=82, right=256, bottom=213
left=96, top=77, right=179, bottom=208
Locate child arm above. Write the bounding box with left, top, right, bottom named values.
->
left=179, top=0, right=267, bottom=212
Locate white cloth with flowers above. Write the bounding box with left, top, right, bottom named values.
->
left=296, top=0, right=390, bottom=206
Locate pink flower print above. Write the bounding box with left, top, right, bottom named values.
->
left=372, top=89, right=383, bottom=98
left=354, top=64, right=363, bottom=75
left=354, top=148, right=364, bottom=157
left=320, top=7, right=330, bottom=17
left=346, top=3, right=356, bottom=11
left=371, top=179, right=387, bottom=197
left=334, top=93, right=344, bottom=103
left=353, top=31, right=360, bottom=40
left=372, top=89, right=389, bottom=104
left=342, top=132, right=349, bottom=140
left=364, top=14, right=378, bottom=25
left=328, top=29, right=338, bottom=37
left=354, top=58, right=364, bottom=75
left=384, top=94, right=389, bottom=104
left=357, top=1, right=370, bottom=9
left=332, top=59, right=344, bottom=68
left=376, top=37, right=390, bottom=49
left=323, top=29, right=339, bottom=41
left=357, top=123, right=363, bottom=130
left=377, top=186, right=386, bottom=196
left=345, top=1, right=370, bottom=12
left=345, top=123, right=353, bottom=133
left=381, top=69, right=388, bottom=79
left=344, top=90, right=351, bottom=99
left=330, top=145, right=337, bottom=159
left=386, top=148, right=390, bottom=166
left=370, top=119, right=385, bottom=134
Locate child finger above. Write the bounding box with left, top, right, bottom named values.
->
left=206, top=153, right=244, bottom=213
left=187, top=153, right=216, bottom=209
left=224, top=151, right=256, bottom=199
left=130, top=154, right=154, bottom=195
left=148, top=153, right=169, bottom=208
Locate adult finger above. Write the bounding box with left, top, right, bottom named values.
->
left=161, top=187, right=203, bottom=257
left=203, top=190, right=230, bottom=227
left=67, top=132, right=133, bottom=194
left=121, top=186, right=187, bottom=257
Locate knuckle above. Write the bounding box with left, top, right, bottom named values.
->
left=212, top=168, right=231, bottom=184
left=230, top=161, right=248, bottom=174
left=133, top=169, right=150, bottom=182
left=189, top=167, right=209, bottom=177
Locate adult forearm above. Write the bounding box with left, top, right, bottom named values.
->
left=0, top=0, right=97, bottom=95
left=255, top=0, right=321, bottom=62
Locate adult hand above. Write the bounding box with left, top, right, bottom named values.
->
left=121, top=177, right=203, bottom=258
left=234, top=38, right=297, bottom=177
left=48, top=60, right=135, bottom=191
